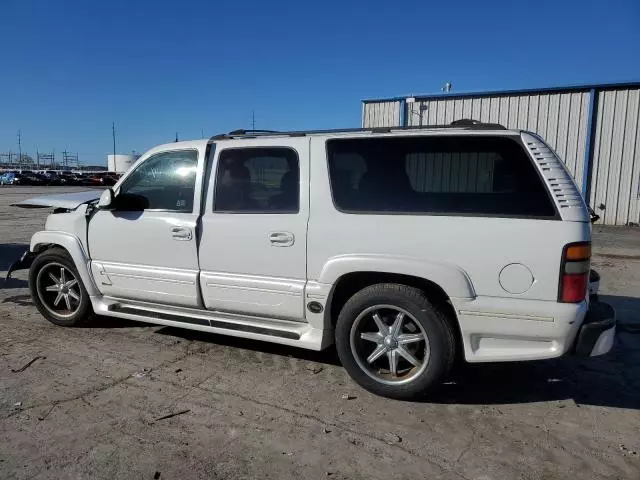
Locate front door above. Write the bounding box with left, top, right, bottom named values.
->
left=88, top=147, right=205, bottom=307
left=199, top=138, right=309, bottom=320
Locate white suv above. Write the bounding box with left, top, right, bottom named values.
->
left=8, top=123, right=616, bottom=399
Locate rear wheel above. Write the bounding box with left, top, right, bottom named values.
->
left=335, top=283, right=455, bottom=399
left=29, top=248, right=92, bottom=327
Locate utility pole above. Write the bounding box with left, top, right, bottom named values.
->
left=17, top=130, right=22, bottom=166
left=112, top=122, right=116, bottom=160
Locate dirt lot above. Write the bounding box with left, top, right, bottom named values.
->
left=1, top=186, right=639, bottom=480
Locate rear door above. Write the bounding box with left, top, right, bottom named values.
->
left=199, top=137, right=309, bottom=320
left=88, top=145, right=206, bottom=307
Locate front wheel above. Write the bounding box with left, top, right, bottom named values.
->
left=29, top=248, right=93, bottom=327
left=335, top=283, right=456, bottom=399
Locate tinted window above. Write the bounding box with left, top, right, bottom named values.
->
left=327, top=136, right=556, bottom=217
left=214, top=147, right=299, bottom=213
left=118, top=150, right=198, bottom=211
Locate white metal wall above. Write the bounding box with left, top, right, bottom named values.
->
left=362, top=101, right=402, bottom=128
left=107, top=154, right=139, bottom=173
left=404, top=92, right=591, bottom=189
left=589, top=88, right=640, bottom=226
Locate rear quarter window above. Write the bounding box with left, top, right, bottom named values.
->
left=326, top=135, right=557, bottom=218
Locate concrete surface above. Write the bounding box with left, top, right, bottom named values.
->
left=1, top=186, right=639, bottom=480
left=592, top=225, right=640, bottom=259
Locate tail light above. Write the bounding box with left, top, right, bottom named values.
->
left=559, top=242, right=591, bottom=303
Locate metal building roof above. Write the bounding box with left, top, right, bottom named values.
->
left=363, top=81, right=640, bottom=103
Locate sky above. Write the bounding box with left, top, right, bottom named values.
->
left=0, top=0, right=639, bottom=166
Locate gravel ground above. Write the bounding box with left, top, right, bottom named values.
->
left=0, top=186, right=639, bottom=480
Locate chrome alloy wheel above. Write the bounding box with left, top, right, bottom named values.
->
left=35, top=262, right=82, bottom=318
left=349, top=305, right=430, bottom=385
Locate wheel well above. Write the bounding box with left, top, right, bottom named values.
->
left=33, top=243, right=64, bottom=254
left=326, top=271, right=462, bottom=354
left=33, top=244, right=76, bottom=263
left=32, top=243, right=50, bottom=253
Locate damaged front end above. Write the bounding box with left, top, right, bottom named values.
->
left=5, top=250, right=37, bottom=280
left=5, top=189, right=101, bottom=282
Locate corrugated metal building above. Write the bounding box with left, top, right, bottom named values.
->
left=362, top=82, right=640, bottom=225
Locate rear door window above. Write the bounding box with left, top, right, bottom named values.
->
left=213, top=147, right=299, bottom=213
left=327, top=135, right=557, bottom=218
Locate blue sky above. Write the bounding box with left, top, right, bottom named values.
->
left=1, top=0, right=639, bottom=166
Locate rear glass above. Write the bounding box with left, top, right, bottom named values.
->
left=326, top=135, right=557, bottom=217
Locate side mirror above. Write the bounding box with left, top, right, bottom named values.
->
left=97, top=188, right=115, bottom=209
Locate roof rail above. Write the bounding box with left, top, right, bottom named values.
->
left=212, top=120, right=506, bottom=140
left=228, top=129, right=280, bottom=135
left=450, top=118, right=506, bottom=129
left=212, top=129, right=280, bottom=139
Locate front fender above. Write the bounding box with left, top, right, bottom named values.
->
left=318, top=254, right=475, bottom=299
left=30, top=230, right=99, bottom=296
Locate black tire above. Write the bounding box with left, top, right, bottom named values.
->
left=335, top=283, right=456, bottom=400
left=29, top=247, right=92, bottom=327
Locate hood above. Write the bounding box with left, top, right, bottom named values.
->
left=12, top=190, right=103, bottom=209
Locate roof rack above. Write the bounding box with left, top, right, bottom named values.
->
left=450, top=119, right=506, bottom=129
left=228, top=129, right=280, bottom=136
left=212, top=119, right=506, bottom=140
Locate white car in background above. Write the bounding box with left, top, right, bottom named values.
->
left=8, top=122, right=615, bottom=399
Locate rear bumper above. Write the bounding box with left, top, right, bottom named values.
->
left=454, top=273, right=614, bottom=362
left=572, top=300, right=616, bottom=357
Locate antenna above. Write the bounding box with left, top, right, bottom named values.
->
left=251, top=110, right=256, bottom=130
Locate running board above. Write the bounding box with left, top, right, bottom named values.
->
left=109, top=304, right=301, bottom=340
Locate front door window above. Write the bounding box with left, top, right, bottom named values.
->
left=119, top=150, right=198, bottom=212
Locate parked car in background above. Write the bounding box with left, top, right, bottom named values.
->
left=88, top=172, right=119, bottom=186
left=22, top=173, right=46, bottom=185
left=100, top=174, right=118, bottom=186
left=78, top=174, right=100, bottom=186
left=58, top=173, right=87, bottom=186
left=56, top=174, right=75, bottom=185
left=1, top=172, right=34, bottom=185
left=40, top=172, right=64, bottom=186
left=86, top=174, right=103, bottom=186
left=0, top=172, right=17, bottom=185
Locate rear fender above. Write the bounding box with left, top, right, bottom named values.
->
left=30, top=230, right=99, bottom=296
left=318, top=254, right=475, bottom=299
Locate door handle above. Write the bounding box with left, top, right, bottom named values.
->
left=269, top=231, right=294, bottom=247
left=171, top=226, right=193, bottom=241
